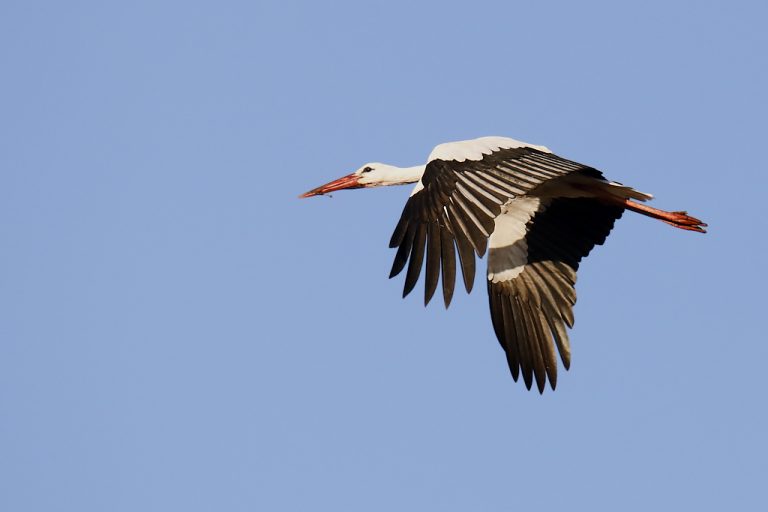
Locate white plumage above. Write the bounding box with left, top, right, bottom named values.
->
left=428, top=136, right=550, bottom=162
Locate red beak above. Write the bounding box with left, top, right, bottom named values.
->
left=299, top=173, right=363, bottom=198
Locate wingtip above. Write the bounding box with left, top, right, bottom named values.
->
left=424, top=283, right=442, bottom=307
left=523, top=376, right=533, bottom=391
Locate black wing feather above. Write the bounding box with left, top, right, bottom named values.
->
left=389, top=147, right=588, bottom=307
left=403, top=223, right=426, bottom=298
left=424, top=222, right=441, bottom=306
left=487, top=198, right=624, bottom=392
left=439, top=221, right=457, bottom=307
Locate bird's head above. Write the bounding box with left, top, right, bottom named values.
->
left=300, top=163, right=415, bottom=198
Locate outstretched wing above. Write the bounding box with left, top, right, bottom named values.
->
left=388, top=138, right=593, bottom=307
left=487, top=197, right=624, bottom=393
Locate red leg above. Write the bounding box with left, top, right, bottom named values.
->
left=623, top=199, right=707, bottom=233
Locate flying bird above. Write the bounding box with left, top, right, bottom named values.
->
left=300, top=136, right=706, bottom=392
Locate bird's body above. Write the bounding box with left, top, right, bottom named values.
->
left=301, top=136, right=705, bottom=392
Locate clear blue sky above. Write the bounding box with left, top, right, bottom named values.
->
left=2, top=1, right=766, bottom=510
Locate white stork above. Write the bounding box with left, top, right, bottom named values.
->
left=300, top=136, right=706, bottom=392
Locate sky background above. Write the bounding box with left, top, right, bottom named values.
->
left=2, top=1, right=767, bottom=510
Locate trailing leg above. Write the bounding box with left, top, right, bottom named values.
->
left=622, top=199, right=707, bottom=233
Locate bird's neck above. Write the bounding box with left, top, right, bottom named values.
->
left=382, top=164, right=425, bottom=186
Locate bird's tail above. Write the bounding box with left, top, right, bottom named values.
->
left=602, top=181, right=654, bottom=202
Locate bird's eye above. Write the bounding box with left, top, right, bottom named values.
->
left=362, top=166, right=373, bottom=173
